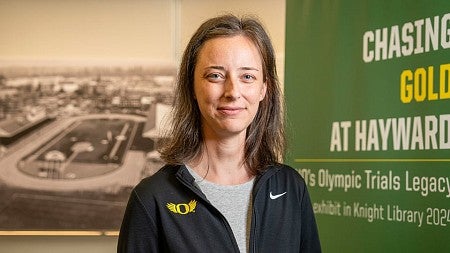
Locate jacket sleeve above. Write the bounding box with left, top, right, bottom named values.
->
left=117, top=189, right=160, bottom=253
left=299, top=183, right=322, bottom=252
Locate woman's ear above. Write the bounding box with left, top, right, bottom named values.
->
left=259, top=82, right=267, bottom=101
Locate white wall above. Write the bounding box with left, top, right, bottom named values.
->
left=0, top=0, right=174, bottom=62
left=0, top=0, right=285, bottom=252
left=0, top=0, right=285, bottom=71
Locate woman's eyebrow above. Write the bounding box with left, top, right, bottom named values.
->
left=204, top=66, right=225, bottom=71
left=239, top=66, right=260, bottom=71
left=203, top=66, right=260, bottom=71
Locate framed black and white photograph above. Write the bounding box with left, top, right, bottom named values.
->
left=0, top=0, right=181, bottom=234
left=0, top=62, right=175, bottom=233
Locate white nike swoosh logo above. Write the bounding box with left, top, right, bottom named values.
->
left=269, top=191, right=287, bottom=200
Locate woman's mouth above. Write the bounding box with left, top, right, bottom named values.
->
left=217, top=106, right=245, bottom=115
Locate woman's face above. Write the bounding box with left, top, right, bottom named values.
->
left=194, top=35, right=267, bottom=139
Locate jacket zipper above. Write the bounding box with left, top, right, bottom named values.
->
left=250, top=203, right=258, bottom=253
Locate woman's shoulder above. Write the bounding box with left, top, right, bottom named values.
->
left=133, top=164, right=182, bottom=196
left=270, top=163, right=300, bottom=175
left=268, top=163, right=306, bottom=184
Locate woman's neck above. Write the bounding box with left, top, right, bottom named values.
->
left=189, top=133, right=253, bottom=185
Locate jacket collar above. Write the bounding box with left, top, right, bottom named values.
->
left=173, top=163, right=281, bottom=196
left=174, top=165, right=209, bottom=200
left=175, top=164, right=195, bottom=185
left=252, top=164, right=281, bottom=196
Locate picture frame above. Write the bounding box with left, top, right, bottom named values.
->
left=0, top=62, right=175, bottom=234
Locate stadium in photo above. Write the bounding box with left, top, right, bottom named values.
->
left=19, top=114, right=145, bottom=180
left=0, top=113, right=153, bottom=191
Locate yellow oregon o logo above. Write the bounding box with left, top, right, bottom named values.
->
left=176, top=204, right=189, bottom=214
left=166, top=200, right=197, bottom=215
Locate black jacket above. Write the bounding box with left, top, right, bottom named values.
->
left=118, top=164, right=321, bottom=252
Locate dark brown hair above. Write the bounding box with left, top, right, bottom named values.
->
left=158, top=14, right=285, bottom=175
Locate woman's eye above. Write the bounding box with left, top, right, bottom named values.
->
left=242, top=74, right=255, bottom=82
left=206, top=73, right=223, bottom=81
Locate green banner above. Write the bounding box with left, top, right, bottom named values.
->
left=285, top=1, right=450, bottom=252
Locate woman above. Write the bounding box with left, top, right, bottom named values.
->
left=118, top=14, right=321, bottom=253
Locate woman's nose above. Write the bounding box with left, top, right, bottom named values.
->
left=223, top=77, right=241, bottom=100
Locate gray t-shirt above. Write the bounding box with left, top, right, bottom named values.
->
left=186, top=166, right=254, bottom=253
